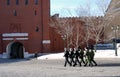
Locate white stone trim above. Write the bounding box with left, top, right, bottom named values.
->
left=2, top=38, right=14, bottom=40
left=42, top=40, right=51, bottom=44
left=16, top=38, right=28, bottom=40
left=6, top=42, right=14, bottom=58
left=2, top=38, right=28, bottom=40
left=2, top=33, right=28, bottom=37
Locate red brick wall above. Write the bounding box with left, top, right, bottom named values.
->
left=0, top=0, right=50, bottom=53
left=50, top=27, right=64, bottom=53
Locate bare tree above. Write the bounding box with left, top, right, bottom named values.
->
left=87, top=16, right=105, bottom=51
left=70, top=18, right=85, bottom=48
left=50, top=0, right=117, bottom=51
left=77, top=0, right=116, bottom=51
left=77, top=4, right=94, bottom=47
left=50, top=14, right=74, bottom=48
left=50, top=14, right=85, bottom=49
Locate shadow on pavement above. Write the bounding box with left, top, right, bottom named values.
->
left=86, top=76, right=120, bottom=77
left=98, top=63, right=120, bottom=67
left=0, top=58, right=31, bottom=64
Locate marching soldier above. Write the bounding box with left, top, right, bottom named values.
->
left=73, top=47, right=81, bottom=67
left=84, top=47, right=92, bottom=67
left=79, top=48, right=85, bottom=66
left=69, top=48, right=75, bottom=66
left=64, top=48, right=71, bottom=67
left=89, top=45, right=97, bottom=66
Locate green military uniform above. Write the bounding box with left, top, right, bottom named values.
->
left=79, top=49, right=85, bottom=65
left=84, top=48, right=92, bottom=66
left=89, top=49, right=97, bottom=66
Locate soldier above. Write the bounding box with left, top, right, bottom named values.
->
left=84, top=47, right=92, bottom=67
left=73, top=47, right=81, bottom=67
left=64, top=48, right=71, bottom=67
left=89, top=45, right=97, bottom=66
left=79, top=48, right=85, bottom=66
left=69, top=48, right=75, bottom=66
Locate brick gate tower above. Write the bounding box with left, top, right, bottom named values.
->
left=0, top=0, right=50, bottom=58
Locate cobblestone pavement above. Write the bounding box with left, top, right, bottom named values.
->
left=0, top=58, right=120, bottom=77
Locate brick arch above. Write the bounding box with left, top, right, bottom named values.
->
left=6, top=41, right=25, bottom=58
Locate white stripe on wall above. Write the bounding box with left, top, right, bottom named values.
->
left=42, top=40, right=51, bottom=44
left=2, top=38, right=14, bottom=40
left=3, top=38, right=28, bottom=40
left=16, top=38, right=28, bottom=40
left=2, top=33, right=28, bottom=37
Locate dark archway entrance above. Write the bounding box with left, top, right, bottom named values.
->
left=10, top=42, right=24, bottom=59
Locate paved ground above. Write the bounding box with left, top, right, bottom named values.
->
left=0, top=58, right=120, bottom=77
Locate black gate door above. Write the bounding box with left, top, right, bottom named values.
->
left=10, top=42, right=24, bottom=59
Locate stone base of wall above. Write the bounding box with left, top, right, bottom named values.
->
left=0, top=52, right=34, bottom=59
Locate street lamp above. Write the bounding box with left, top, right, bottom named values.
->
left=111, top=25, right=119, bottom=56
left=61, top=35, right=67, bottom=48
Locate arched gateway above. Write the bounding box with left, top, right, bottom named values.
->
left=6, top=42, right=24, bottom=59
